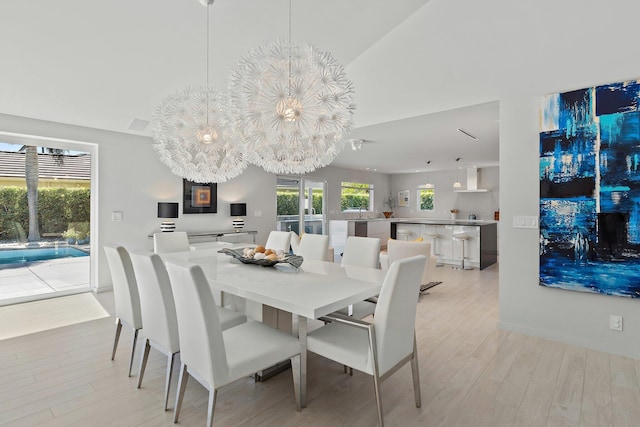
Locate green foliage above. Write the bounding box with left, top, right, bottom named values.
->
left=341, top=195, right=369, bottom=211
left=62, top=227, right=79, bottom=241
left=277, top=190, right=324, bottom=215
left=340, top=182, right=372, bottom=211
left=68, top=221, right=90, bottom=240
left=0, top=186, right=90, bottom=240
left=277, top=191, right=299, bottom=215
left=419, top=189, right=434, bottom=211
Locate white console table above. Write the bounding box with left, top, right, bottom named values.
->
left=149, top=230, right=257, bottom=244
left=187, top=230, right=257, bottom=243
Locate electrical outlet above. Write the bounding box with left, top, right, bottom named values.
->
left=111, top=211, right=123, bottom=221
left=609, top=315, right=623, bottom=331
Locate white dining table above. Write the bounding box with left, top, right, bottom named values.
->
left=168, top=249, right=386, bottom=408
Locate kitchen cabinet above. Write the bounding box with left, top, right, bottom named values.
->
left=390, top=220, right=497, bottom=269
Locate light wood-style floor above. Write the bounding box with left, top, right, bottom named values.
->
left=2, top=263, right=640, bottom=426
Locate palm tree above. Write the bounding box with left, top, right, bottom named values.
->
left=21, top=146, right=66, bottom=242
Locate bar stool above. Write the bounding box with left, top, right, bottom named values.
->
left=396, top=229, right=413, bottom=241
left=425, top=229, right=444, bottom=266
left=452, top=232, right=473, bottom=270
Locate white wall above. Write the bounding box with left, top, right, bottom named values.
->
left=391, top=166, right=499, bottom=221
left=312, top=165, right=392, bottom=221
left=346, top=0, right=640, bottom=357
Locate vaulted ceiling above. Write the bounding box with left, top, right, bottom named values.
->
left=0, top=0, right=498, bottom=174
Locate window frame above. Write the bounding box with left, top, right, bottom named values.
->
left=340, top=181, right=374, bottom=212
left=417, top=184, right=435, bottom=212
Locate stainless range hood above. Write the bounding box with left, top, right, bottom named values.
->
left=454, top=167, right=490, bottom=193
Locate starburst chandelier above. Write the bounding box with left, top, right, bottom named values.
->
left=151, top=0, right=246, bottom=183
left=227, top=0, right=355, bottom=174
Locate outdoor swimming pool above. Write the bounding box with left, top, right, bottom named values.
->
left=0, top=247, right=89, bottom=265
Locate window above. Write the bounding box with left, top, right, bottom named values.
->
left=417, top=185, right=434, bottom=211
left=341, top=181, right=373, bottom=212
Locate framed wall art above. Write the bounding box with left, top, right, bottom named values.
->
left=398, top=190, right=410, bottom=207
left=183, top=179, right=217, bottom=214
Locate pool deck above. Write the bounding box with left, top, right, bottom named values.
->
left=0, top=242, right=91, bottom=305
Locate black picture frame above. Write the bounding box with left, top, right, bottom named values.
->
left=183, top=179, right=217, bottom=214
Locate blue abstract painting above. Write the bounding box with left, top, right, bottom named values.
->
left=539, top=79, right=640, bottom=298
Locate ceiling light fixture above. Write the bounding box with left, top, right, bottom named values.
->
left=228, top=0, right=355, bottom=174
left=151, top=0, right=247, bottom=183
left=425, top=160, right=434, bottom=189
left=457, top=128, right=479, bottom=140
left=350, top=139, right=364, bottom=150
left=453, top=157, right=462, bottom=188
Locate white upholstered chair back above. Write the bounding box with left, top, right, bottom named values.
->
left=104, top=244, right=142, bottom=330
left=297, top=234, right=330, bottom=261
left=373, top=255, right=426, bottom=375
left=165, top=259, right=229, bottom=389
left=153, top=231, right=190, bottom=254
left=265, top=230, right=292, bottom=253
left=384, top=239, right=432, bottom=285
left=290, top=231, right=301, bottom=254
left=341, top=236, right=380, bottom=268
left=129, top=250, right=180, bottom=354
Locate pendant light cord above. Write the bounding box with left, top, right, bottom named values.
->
left=288, top=0, right=292, bottom=97
left=206, top=1, right=210, bottom=126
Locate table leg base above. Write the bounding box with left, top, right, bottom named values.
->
left=252, top=360, right=291, bottom=382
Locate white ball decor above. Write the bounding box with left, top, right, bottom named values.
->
left=151, top=86, right=247, bottom=183
left=228, top=39, right=356, bottom=174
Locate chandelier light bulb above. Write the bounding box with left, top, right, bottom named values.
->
left=197, top=126, right=218, bottom=144
left=276, top=96, right=303, bottom=122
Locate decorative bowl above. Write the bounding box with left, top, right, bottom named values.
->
left=218, top=248, right=304, bottom=268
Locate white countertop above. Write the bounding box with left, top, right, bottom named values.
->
left=332, top=217, right=497, bottom=224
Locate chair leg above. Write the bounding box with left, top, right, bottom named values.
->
left=411, top=335, right=422, bottom=408
left=164, top=352, right=177, bottom=411
left=350, top=367, right=353, bottom=376
left=206, top=389, right=217, bottom=427
left=372, top=373, right=384, bottom=427
left=128, top=328, right=140, bottom=377
left=290, top=354, right=302, bottom=411
left=174, top=364, right=189, bottom=423
left=111, top=318, right=122, bottom=361
left=137, top=339, right=151, bottom=388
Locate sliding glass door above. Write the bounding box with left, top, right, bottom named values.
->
left=276, top=176, right=327, bottom=235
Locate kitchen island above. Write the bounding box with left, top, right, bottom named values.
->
left=391, top=219, right=498, bottom=269
left=329, top=218, right=498, bottom=269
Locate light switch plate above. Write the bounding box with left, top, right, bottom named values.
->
left=513, top=215, right=538, bottom=229
left=254, top=210, right=262, bottom=217
left=111, top=211, right=123, bottom=221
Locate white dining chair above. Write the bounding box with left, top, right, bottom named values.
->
left=129, top=250, right=181, bottom=411
left=341, top=236, right=381, bottom=269
left=335, top=236, right=381, bottom=319
left=308, top=255, right=427, bottom=427
left=379, top=239, right=433, bottom=285
left=165, top=258, right=302, bottom=426
left=264, top=230, right=292, bottom=253
left=153, top=231, right=190, bottom=254
left=296, top=233, right=330, bottom=261
left=103, top=244, right=143, bottom=377
left=290, top=231, right=301, bottom=254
